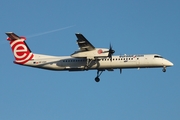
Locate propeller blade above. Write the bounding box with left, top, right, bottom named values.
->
left=107, top=43, right=115, bottom=61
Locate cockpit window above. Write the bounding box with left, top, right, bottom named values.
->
left=154, top=55, right=163, bottom=58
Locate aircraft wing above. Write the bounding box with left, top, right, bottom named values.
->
left=76, top=33, right=95, bottom=51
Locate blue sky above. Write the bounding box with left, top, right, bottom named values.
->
left=0, top=0, right=179, bottom=120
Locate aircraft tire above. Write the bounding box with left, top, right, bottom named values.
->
left=162, top=68, right=166, bottom=72
left=95, top=77, right=100, bottom=82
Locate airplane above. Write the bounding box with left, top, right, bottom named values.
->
left=6, top=32, right=173, bottom=82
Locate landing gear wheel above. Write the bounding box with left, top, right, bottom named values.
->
left=162, top=68, right=166, bottom=72
left=94, top=70, right=103, bottom=82
left=95, top=77, right=100, bottom=82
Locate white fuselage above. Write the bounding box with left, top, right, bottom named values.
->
left=22, top=54, right=173, bottom=71
left=5, top=32, right=174, bottom=82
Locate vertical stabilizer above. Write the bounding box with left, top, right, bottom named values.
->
left=6, top=32, right=34, bottom=64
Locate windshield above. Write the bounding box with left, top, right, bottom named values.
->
left=154, top=55, right=163, bottom=58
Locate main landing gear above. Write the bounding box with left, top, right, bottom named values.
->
left=84, top=59, right=94, bottom=70
left=95, top=70, right=103, bottom=82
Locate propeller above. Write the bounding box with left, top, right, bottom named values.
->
left=104, top=43, right=115, bottom=61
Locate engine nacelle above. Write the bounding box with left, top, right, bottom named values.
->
left=71, top=48, right=109, bottom=59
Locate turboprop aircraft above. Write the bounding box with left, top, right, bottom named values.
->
left=6, top=32, right=173, bottom=82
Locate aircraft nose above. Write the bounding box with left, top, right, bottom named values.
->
left=169, top=61, right=174, bottom=66
left=164, top=59, right=173, bottom=67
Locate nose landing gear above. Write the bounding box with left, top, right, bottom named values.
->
left=95, top=70, right=103, bottom=82
left=162, top=66, right=166, bottom=72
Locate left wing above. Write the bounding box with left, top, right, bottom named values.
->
left=75, top=33, right=95, bottom=51
left=72, top=33, right=110, bottom=58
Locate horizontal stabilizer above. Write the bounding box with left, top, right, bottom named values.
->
left=6, top=32, right=25, bottom=41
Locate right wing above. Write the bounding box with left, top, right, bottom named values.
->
left=75, top=33, right=95, bottom=51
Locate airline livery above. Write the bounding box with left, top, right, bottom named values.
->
left=6, top=32, right=173, bottom=82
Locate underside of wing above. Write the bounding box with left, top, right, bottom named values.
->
left=76, top=33, right=95, bottom=51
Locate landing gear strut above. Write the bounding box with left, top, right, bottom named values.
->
left=84, top=59, right=94, bottom=70
left=95, top=70, right=103, bottom=82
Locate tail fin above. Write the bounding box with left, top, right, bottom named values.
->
left=6, top=32, right=34, bottom=64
